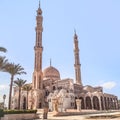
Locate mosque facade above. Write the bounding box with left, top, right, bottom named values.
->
left=12, top=3, right=119, bottom=111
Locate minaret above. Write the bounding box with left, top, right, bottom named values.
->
left=74, top=31, right=82, bottom=85
left=32, top=2, right=43, bottom=89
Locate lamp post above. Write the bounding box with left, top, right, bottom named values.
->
left=3, top=94, right=6, bottom=109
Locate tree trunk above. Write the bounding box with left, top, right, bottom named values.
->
left=8, top=75, right=14, bottom=109
left=27, top=91, right=28, bottom=109
left=18, top=88, right=21, bottom=109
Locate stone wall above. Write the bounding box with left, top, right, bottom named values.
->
left=1, top=113, right=36, bottom=120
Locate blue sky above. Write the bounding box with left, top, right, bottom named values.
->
left=0, top=0, right=120, bottom=104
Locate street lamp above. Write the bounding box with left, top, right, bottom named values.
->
left=3, top=94, right=6, bottom=109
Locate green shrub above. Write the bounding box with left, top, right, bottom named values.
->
left=0, top=109, right=4, bottom=117
left=4, top=109, right=37, bottom=114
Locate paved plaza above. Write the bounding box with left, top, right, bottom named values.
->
left=36, top=111, right=120, bottom=120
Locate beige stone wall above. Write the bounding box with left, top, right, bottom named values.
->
left=1, top=113, right=36, bottom=120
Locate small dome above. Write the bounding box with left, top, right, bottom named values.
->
left=83, top=85, right=94, bottom=92
left=43, top=66, right=60, bottom=80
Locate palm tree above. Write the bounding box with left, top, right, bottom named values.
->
left=0, top=56, right=8, bottom=71
left=0, top=47, right=7, bottom=53
left=14, top=78, right=26, bottom=109
left=22, top=84, right=32, bottom=109
left=3, top=63, right=26, bottom=109
left=0, top=47, right=8, bottom=71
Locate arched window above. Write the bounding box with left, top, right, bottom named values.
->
left=93, top=96, right=100, bottom=110
left=79, top=97, right=85, bottom=109
left=86, top=96, right=92, bottom=109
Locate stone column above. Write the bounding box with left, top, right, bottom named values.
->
left=115, top=99, right=118, bottom=109
left=98, top=97, right=102, bottom=110
left=84, top=97, right=86, bottom=109
left=102, top=97, right=106, bottom=110
left=91, top=97, right=94, bottom=110
left=76, top=99, right=81, bottom=111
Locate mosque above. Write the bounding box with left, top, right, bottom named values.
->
left=12, top=3, right=119, bottom=111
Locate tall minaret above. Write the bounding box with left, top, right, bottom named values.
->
left=32, top=2, right=43, bottom=89
left=74, top=31, right=82, bottom=85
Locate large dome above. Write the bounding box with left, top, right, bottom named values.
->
left=43, top=66, right=60, bottom=80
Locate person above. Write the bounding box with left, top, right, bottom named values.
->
left=43, top=99, right=49, bottom=119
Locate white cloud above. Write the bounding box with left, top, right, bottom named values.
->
left=0, top=84, right=9, bottom=90
left=101, top=81, right=116, bottom=89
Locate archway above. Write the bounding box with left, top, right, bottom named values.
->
left=93, top=96, right=100, bottom=110
left=39, top=102, right=42, bottom=108
left=79, top=97, right=84, bottom=109
left=74, top=97, right=77, bottom=109
left=53, top=86, right=55, bottom=90
left=23, top=97, right=26, bottom=109
left=45, top=90, right=49, bottom=96
left=86, top=96, right=92, bottom=109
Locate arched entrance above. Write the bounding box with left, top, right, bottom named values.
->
left=45, top=90, right=49, bottom=96
left=39, top=102, right=42, bottom=108
left=74, top=97, right=77, bottom=109
left=93, top=96, right=100, bottom=110
left=86, top=96, right=92, bottom=109
left=23, top=97, right=26, bottom=109
left=79, top=97, right=84, bottom=109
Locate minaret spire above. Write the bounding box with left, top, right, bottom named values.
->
left=74, top=31, right=82, bottom=85
left=39, top=0, right=40, bottom=9
left=74, top=29, right=76, bottom=35
left=32, top=2, right=43, bottom=90
left=31, top=2, right=44, bottom=109
left=50, top=58, right=52, bottom=67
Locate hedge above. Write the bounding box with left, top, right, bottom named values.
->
left=0, top=109, right=4, bottom=117
left=4, top=110, right=37, bottom=114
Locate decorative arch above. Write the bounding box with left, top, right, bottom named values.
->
left=45, top=90, right=49, bottom=96
left=39, top=102, right=42, bottom=108
left=79, top=97, right=84, bottom=109
left=93, top=96, right=100, bottom=110
left=85, top=96, right=92, bottom=109
left=74, top=97, right=77, bottom=109
left=53, top=86, right=55, bottom=90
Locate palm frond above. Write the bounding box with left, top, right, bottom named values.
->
left=0, top=47, right=7, bottom=53
left=22, top=84, right=32, bottom=91
left=0, top=56, right=8, bottom=71
left=14, top=78, right=27, bottom=88
left=3, top=62, right=26, bottom=75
